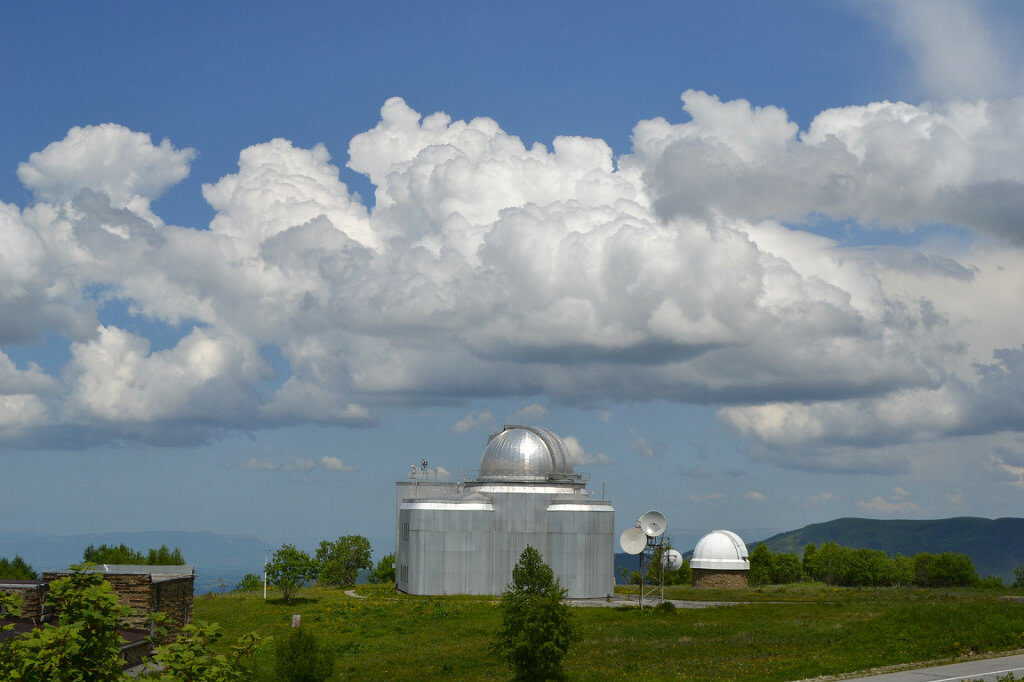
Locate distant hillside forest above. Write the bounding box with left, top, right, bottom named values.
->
left=761, top=517, right=1024, bottom=583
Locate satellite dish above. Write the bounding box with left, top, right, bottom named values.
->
left=661, top=549, right=683, bottom=572
left=638, top=510, right=667, bottom=538
left=620, top=527, right=647, bottom=555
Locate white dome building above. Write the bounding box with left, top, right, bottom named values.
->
left=395, top=425, right=614, bottom=598
left=691, top=530, right=750, bottom=588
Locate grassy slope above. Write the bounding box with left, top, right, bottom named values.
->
left=195, top=583, right=1024, bottom=681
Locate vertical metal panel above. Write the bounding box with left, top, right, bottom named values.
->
left=396, top=483, right=614, bottom=598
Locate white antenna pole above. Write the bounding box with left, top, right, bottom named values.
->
left=263, top=549, right=268, bottom=600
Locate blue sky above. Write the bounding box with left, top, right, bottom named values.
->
left=3, top=1, right=1024, bottom=560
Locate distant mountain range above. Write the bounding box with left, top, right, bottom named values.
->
left=0, top=531, right=270, bottom=593
left=760, top=517, right=1024, bottom=583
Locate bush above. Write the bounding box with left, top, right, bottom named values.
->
left=0, top=566, right=130, bottom=681
left=654, top=600, right=676, bottom=613
left=274, top=626, right=335, bottom=682
left=235, top=572, right=264, bottom=591
left=152, top=622, right=265, bottom=681
left=369, top=553, right=395, bottom=584
left=492, top=546, right=578, bottom=681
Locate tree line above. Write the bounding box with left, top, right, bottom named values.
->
left=0, top=544, right=187, bottom=582
left=749, top=541, right=1016, bottom=588
left=235, top=535, right=395, bottom=603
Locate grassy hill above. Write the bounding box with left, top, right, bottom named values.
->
left=195, top=583, right=1024, bottom=681
left=760, top=517, right=1024, bottom=582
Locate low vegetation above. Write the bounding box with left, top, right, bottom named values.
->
left=749, top=541, right=996, bottom=588
left=190, top=580, right=1024, bottom=681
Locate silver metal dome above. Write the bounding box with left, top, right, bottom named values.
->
left=478, top=425, right=574, bottom=480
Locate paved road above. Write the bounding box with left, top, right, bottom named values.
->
left=833, top=654, right=1024, bottom=681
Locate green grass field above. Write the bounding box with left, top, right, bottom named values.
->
left=193, top=584, right=1024, bottom=681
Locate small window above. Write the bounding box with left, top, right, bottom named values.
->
left=402, top=522, right=410, bottom=542
left=401, top=565, right=409, bottom=583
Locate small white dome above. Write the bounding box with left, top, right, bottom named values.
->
left=691, top=530, right=749, bottom=571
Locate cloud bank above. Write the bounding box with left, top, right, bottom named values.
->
left=2, top=93, right=1024, bottom=474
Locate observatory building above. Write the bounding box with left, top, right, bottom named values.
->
left=690, top=530, right=750, bottom=589
left=395, top=425, right=614, bottom=598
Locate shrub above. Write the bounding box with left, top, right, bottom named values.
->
left=369, top=553, right=395, bottom=584
left=235, top=573, right=264, bottom=591
left=492, top=546, right=578, bottom=681
left=152, top=622, right=265, bottom=681
left=274, top=626, right=335, bottom=682
left=0, top=566, right=130, bottom=681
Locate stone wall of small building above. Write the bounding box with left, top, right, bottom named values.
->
left=0, top=583, right=50, bottom=622
left=152, top=577, right=193, bottom=639
left=692, top=568, right=748, bottom=589
left=42, top=571, right=194, bottom=642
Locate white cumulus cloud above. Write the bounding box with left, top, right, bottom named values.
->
left=321, top=455, right=357, bottom=472
left=0, top=92, right=1023, bottom=477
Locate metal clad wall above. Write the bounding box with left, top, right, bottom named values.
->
left=397, top=486, right=614, bottom=598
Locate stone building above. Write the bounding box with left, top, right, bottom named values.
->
left=43, top=565, right=195, bottom=640
left=691, top=530, right=750, bottom=588
left=0, top=580, right=52, bottom=624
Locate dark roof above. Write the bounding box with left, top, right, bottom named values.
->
left=0, top=580, right=47, bottom=588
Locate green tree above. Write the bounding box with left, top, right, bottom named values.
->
left=802, top=543, right=817, bottom=579
left=644, top=545, right=691, bottom=585
left=146, top=544, right=185, bottom=565
left=369, top=553, right=396, bottom=584
left=83, top=542, right=145, bottom=564
left=82, top=543, right=186, bottom=565
left=267, top=544, right=319, bottom=603
left=492, top=545, right=578, bottom=681
left=748, top=543, right=774, bottom=586
left=891, top=554, right=914, bottom=586
left=316, top=535, right=372, bottom=587
left=0, top=555, right=37, bottom=580
left=235, top=572, right=264, bottom=591
left=915, top=552, right=978, bottom=587
left=0, top=565, right=131, bottom=681
left=274, top=626, right=335, bottom=682
left=1013, top=565, right=1024, bottom=589
left=772, top=553, right=803, bottom=584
